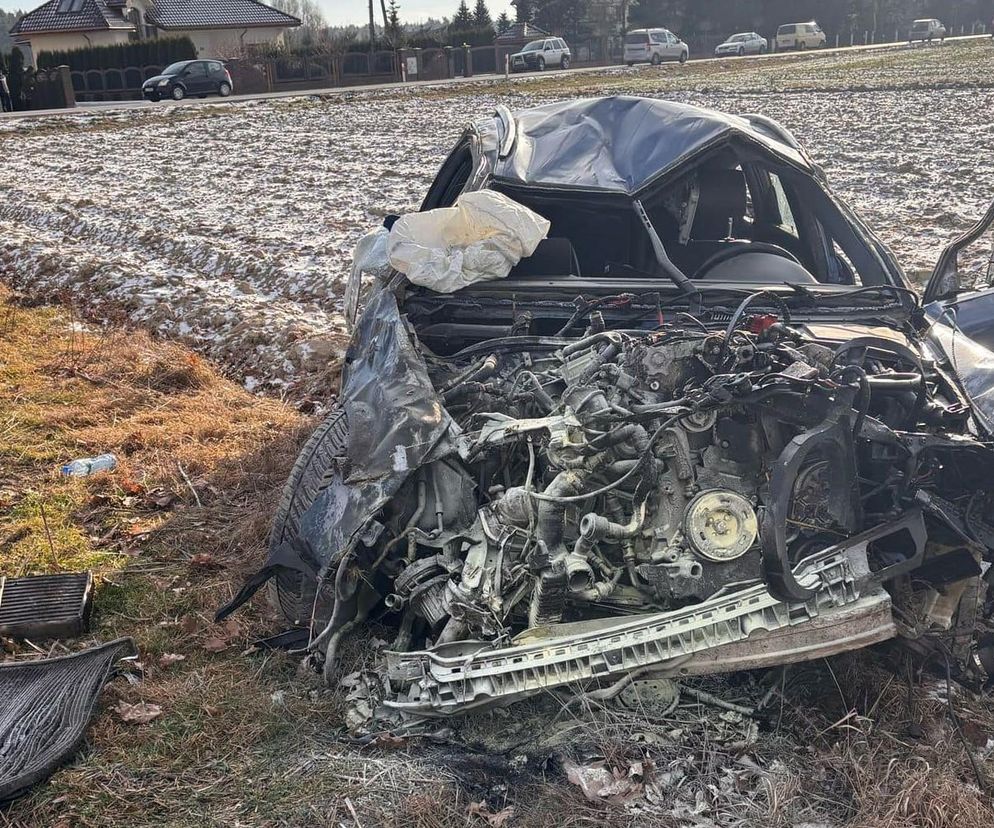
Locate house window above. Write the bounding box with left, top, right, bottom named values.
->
left=56, top=0, right=85, bottom=12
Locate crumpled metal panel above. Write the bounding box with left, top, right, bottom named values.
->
left=297, top=289, right=459, bottom=577
left=0, top=638, right=136, bottom=803
left=491, top=97, right=808, bottom=195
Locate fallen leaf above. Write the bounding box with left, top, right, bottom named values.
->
left=189, top=552, right=216, bottom=568
left=370, top=733, right=406, bottom=749
left=114, top=701, right=162, bottom=725
left=158, top=653, right=186, bottom=668
left=119, top=477, right=144, bottom=496
left=203, top=638, right=229, bottom=653
left=467, top=802, right=515, bottom=827
left=179, top=614, right=199, bottom=635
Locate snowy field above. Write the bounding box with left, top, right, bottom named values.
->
left=2, top=42, right=994, bottom=404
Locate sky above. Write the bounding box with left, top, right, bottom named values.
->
left=0, top=0, right=517, bottom=26
left=323, top=1, right=515, bottom=26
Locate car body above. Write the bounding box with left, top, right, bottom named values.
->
left=910, top=18, right=946, bottom=42
left=623, top=28, right=689, bottom=65
left=714, top=32, right=768, bottom=57
left=223, top=96, right=994, bottom=720
left=776, top=21, right=826, bottom=50
left=509, top=37, right=571, bottom=72
left=142, top=59, right=233, bottom=102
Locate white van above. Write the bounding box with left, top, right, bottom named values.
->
left=910, top=19, right=946, bottom=43
left=776, top=22, right=826, bottom=51
left=623, top=28, right=689, bottom=65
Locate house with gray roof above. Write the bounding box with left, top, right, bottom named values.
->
left=10, top=0, right=300, bottom=59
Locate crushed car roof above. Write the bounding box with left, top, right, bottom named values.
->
left=490, top=97, right=810, bottom=196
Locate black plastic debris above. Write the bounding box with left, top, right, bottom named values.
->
left=0, top=637, right=136, bottom=803
left=0, top=572, right=93, bottom=640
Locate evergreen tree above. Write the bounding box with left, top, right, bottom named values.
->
left=452, top=0, right=474, bottom=28
left=8, top=46, right=23, bottom=111
left=473, top=0, right=492, bottom=28
left=513, top=0, right=533, bottom=23
left=387, top=0, right=403, bottom=45
left=495, top=10, right=512, bottom=32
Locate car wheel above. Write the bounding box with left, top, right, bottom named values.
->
left=219, top=82, right=232, bottom=97
left=626, top=61, right=634, bottom=67
left=679, top=50, right=688, bottom=64
left=537, top=56, right=545, bottom=71
left=650, top=52, right=661, bottom=65
left=267, top=407, right=349, bottom=625
left=560, top=55, right=570, bottom=69
left=171, top=85, right=185, bottom=101
left=148, top=93, right=160, bottom=102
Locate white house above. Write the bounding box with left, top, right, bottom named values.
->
left=10, top=0, right=300, bottom=58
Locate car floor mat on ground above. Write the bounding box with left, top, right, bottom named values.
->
left=0, top=637, right=137, bottom=803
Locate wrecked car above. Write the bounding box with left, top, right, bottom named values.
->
left=221, top=96, right=994, bottom=717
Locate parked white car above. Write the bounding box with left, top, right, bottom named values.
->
left=623, top=28, right=689, bottom=65
left=510, top=38, right=571, bottom=72
left=910, top=18, right=946, bottom=43
left=776, top=21, right=826, bottom=51
left=714, top=32, right=768, bottom=57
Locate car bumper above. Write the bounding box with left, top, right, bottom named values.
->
left=382, top=532, right=899, bottom=715
left=142, top=87, right=167, bottom=98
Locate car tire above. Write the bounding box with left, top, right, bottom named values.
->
left=626, top=61, right=634, bottom=67
left=679, top=50, right=688, bottom=64
left=219, top=82, right=232, bottom=97
left=537, top=56, right=545, bottom=71
left=171, top=85, right=185, bottom=101
left=650, top=53, right=661, bottom=66
left=148, top=93, right=160, bottom=102
left=267, top=406, right=350, bottom=625
left=560, top=55, right=570, bottom=69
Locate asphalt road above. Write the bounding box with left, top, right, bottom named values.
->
left=2, top=34, right=988, bottom=121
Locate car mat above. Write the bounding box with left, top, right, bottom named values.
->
left=0, top=637, right=137, bottom=803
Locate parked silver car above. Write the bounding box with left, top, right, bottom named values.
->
left=623, top=28, right=689, bottom=65
left=714, top=32, right=768, bottom=57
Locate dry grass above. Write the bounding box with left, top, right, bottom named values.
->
left=2, top=287, right=993, bottom=827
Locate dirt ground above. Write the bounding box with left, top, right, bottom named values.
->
left=2, top=40, right=994, bottom=828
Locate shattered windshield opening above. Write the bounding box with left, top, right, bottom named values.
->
left=485, top=140, right=897, bottom=292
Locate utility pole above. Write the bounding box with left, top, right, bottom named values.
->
left=368, top=0, right=376, bottom=53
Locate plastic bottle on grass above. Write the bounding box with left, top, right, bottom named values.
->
left=61, top=453, right=117, bottom=477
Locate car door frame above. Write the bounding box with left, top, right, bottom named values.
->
left=182, top=61, right=209, bottom=94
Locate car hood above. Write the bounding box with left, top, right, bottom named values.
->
left=142, top=75, right=174, bottom=85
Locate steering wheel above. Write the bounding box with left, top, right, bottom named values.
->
left=693, top=242, right=801, bottom=280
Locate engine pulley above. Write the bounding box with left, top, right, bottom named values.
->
left=683, top=489, right=758, bottom=562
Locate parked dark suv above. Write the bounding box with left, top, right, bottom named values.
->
left=142, top=60, right=233, bottom=102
